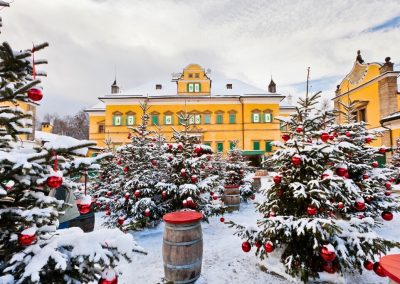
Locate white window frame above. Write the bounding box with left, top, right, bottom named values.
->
left=165, top=115, right=173, bottom=125
left=253, top=113, right=260, bottom=123
left=127, top=115, right=135, bottom=125
left=114, top=116, right=122, bottom=126
left=264, top=113, right=272, bottom=123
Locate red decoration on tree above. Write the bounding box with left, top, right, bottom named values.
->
left=151, top=160, right=157, bottom=166
left=177, top=143, right=183, bottom=150
left=337, top=202, right=344, bottom=209
left=385, top=190, right=392, bottom=196
left=362, top=174, right=369, bottom=180
left=106, top=191, right=112, bottom=197
left=295, top=126, right=303, bottom=133
left=381, top=211, right=393, bottom=221
left=365, top=137, right=372, bottom=143
left=182, top=200, right=188, bottom=207
left=162, top=191, right=167, bottom=199
left=329, top=135, right=335, bottom=140
left=117, top=160, right=122, bottom=165
left=105, top=210, right=111, bottom=216
left=390, top=177, right=396, bottom=183
left=385, top=182, right=392, bottom=189
left=123, top=166, right=129, bottom=172
left=291, top=155, right=302, bottom=166
left=47, top=175, right=63, bottom=188
left=273, top=175, right=282, bottom=184
left=320, top=245, right=336, bottom=262
left=220, top=217, right=225, bottom=222
left=322, top=262, right=337, bottom=274
left=379, top=147, right=387, bottom=154
left=373, top=261, right=386, bottom=277
left=282, top=134, right=290, bottom=142
left=168, top=143, right=173, bottom=150
left=134, top=190, right=140, bottom=198
left=78, top=204, right=91, bottom=214
left=124, top=193, right=130, bottom=200
left=255, top=240, right=262, bottom=248
left=18, top=230, right=36, bottom=246
left=180, top=168, right=187, bottom=177
left=345, top=131, right=351, bottom=137
left=212, top=195, right=218, bottom=200
left=307, top=205, right=317, bottom=216
left=365, top=196, right=373, bottom=203
left=99, top=269, right=118, bottom=284
left=242, top=241, right=251, bottom=252
left=127, top=133, right=131, bottom=139
left=336, top=166, right=348, bottom=177
left=117, top=217, right=125, bottom=225
left=27, top=88, right=43, bottom=101
left=144, top=208, right=151, bottom=217
left=363, top=260, right=374, bottom=271
left=320, top=132, right=330, bottom=142
left=355, top=199, right=366, bottom=211
left=372, top=161, right=379, bottom=168
left=191, top=176, right=198, bottom=183
left=264, top=241, right=274, bottom=253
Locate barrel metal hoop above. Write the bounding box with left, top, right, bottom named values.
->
left=226, top=204, right=240, bottom=207
left=167, top=275, right=201, bottom=284
left=224, top=194, right=240, bottom=197
left=163, top=237, right=203, bottom=246
left=165, top=258, right=202, bottom=270
left=165, top=223, right=200, bottom=231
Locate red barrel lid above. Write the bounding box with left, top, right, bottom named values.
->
left=163, top=211, right=203, bottom=224
left=380, top=254, right=400, bottom=283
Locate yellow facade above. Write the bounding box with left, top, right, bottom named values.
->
left=86, top=64, right=294, bottom=156
left=333, top=52, right=400, bottom=157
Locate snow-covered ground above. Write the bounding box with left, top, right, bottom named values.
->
left=94, top=177, right=400, bottom=284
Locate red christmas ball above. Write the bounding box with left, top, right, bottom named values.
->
left=168, top=144, right=173, bottom=149
left=291, top=155, right=302, bottom=166
left=337, top=202, right=344, bottom=209
left=295, top=126, right=303, bottom=133
left=329, top=135, right=335, bottom=140
left=345, top=131, right=351, bottom=137
left=78, top=204, right=91, bottom=214
left=220, top=217, right=225, bottom=223
left=273, top=175, right=282, bottom=184
left=267, top=211, right=276, bottom=218
left=390, top=177, right=396, bottom=183
left=18, top=232, right=36, bottom=246
left=320, top=132, right=330, bottom=142
left=264, top=241, right=274, bottom=253
left=134, top=190, right=140, bottom=198
left=127, top=133, right=131, bottom=139
left=320, top=246, right=336, bottom=262
left=194, top=146, right=201, bottom=154
left=182, top=200, right=188, bottom=207
left=250, top=195, right=255, bottom=200
left=255, top=240, right=262, bottom=248
left=381, top=211, right=393, bottom=221
left=27, top=88, right=43, bottom=101
left=144, top=208, right=151, bottom=217
left=282, top=134, right=290, bottom=142
left=379, top=148, right=387, bottom=154
left=124, top=193, right=130, bottom=200
left=106, top=191, right=112, bottom=197
left=47, top=176, right=63, bottom=189
left=212, top=195, right=218, bottom=200
left=355, top=200, right=366, bottom=211
left=117, top=160, right=122, bottom=165
left=322, top=262, right=337, bottom=274
left=98, top=275, right=118, bottom=284
left=372, top=161, right=379, bottom=168
left=123, top=166, right=129, bottom=172
left=162, top=191, right=167, bottom=199
left=357, top=214, right=365, bottom=219
left=373, top=262, right=386, bottom=277
left=210, top=191, right=214, bottom=196
left=180, top=169, right=187, bottom=177
left=191, top=176, right=198, bottom=183
left=385, top=190, right=392, bottom=196
left=365, top=137, right=372, bottom=143
left=307, top=205, right=317, bottom=216
left=336, top=167, right=348, bottom=177
left=242, top=241, right=251, bottom=253
left=365, top=196, right=373, bottom=203
left=177, top=143, right=183, bottom=150
left=151, top=160, right=157, bottom=166
left=385, top=182, right=392, bottom=189
left=363, top=174, right=369, bottom=180
left=117, top=217, right=125, bottom=225
left=364, top=260, right=374, bottom=271
left=105, top=210, right=111, bottom=216
left=276, top=189, right=283, bottom=197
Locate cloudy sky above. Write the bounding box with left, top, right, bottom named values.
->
left=2, top=0, right=400, bottom=117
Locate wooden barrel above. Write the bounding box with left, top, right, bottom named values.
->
left=252, top=176, right=261, bottom=191
left=69, top=211, right=95, bottom=232
left=163, top=211, right=203, bottom=284
left=224, top=185, right=240, bottom=212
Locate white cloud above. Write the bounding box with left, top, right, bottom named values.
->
left=1, top=0, right=399, bottom=117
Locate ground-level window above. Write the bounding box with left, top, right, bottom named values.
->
left=253, top=141, right=260, bottom=150
left=217, top=142, right=223, bottom=153
left=265, top=141, right=273, bottom=152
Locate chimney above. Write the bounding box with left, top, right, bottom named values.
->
left=41, top=122, right=53, bottom=133
left=268, top=77, right=276, bottom=93
left=156, top=84, right=162, bottom=90
left=111, top=79, right=119, bottom=94
left=226, top=83, right=232, bottom=89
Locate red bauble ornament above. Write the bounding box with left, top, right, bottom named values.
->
left=372, top=161, right=379, bottom=168
left=117, top=160, right=122, bottom=165
left=124, top=193, right=130, bottom=200
left=18, top=231, right=36, bottom=246
left=365, top=137, right=372, bottom=143
left=78, top=204, right=91, bottom=214
left=194, top=146, right=201, bottom=154
left=277, top=189, right=283, bottom=197
left=162, top=191, right=167, bottom=199
left=168, top=144, right=173, bottom=149
left=177, top=143, right=183, bottom=150
left=291, top=155, right=301, bottom=166
left=210, top=191, right=214, bottom=196
left=98, top=270, right=118, bottom=284
left=355, top=199, right=366, bottom=211
left=365, top=196, right=373, bottom=203
left=250, top=195, right=255, bottom=200
left=363, top=174, right=369, bottom=180
left=123, top=166, right=129, bottom=172
left=379, top=147, right=387, bottom=154
left=267, top=211, right=276, bottom=218
left=364, top=260, right=374, bottom=271
left=47, top=176, right=63, bottom=189
left=373, top=262, right=386, bottom=277
left=242, top=241, right=251, bottom=253
left=255, top=240, right=262, bottom=248
left=273, top=175, right=282, bottom=184
left=220, top=217, right=225, bottom=222
left=180, top=169, right=187, bottom=177
left=381, top=211, right=393, bottom=221
left=182, top=200, right=188, bottom=207
left=144, top=208, right=151, bottom=217
left=282, top=134, right=290, bottom=142
left=27, top=88, right=43, bottom=101
left=337, top=202, right=344, bottom=209
left=134, top=190, right=140, bottom=198
left=212, top=195, right=218, bottom=200
left=385, top=190, right=392, bottom=196
left=320, top=132, right=330, bottom=142
left=320, top=245, right=336, bottom=262
left=336, top=167, right=348, bottom=177
left=106, top=191, right=112, bottom=197
left=295, top=126, right=303, bottom=133
left=191, top=176, right=198, bottom=183
left=307, top=205, right=317, bottom=216
left=105, top=210, right=111, bottom=216
left=385, top=182, right=392, bottom=189
left=390, top=177, right=396, bottom=183
left=322, top=262, right=337, bottom=274
left=117, top=217, right=125, bottom=225
left=151, top=160, right=157, bottom=166
left=345, top=131, right=351, bottom=137
left=264, top=241, right=274, bottom=253
left=329, top=135, right=334, bottom=140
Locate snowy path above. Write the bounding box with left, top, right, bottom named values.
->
left=95, top=177, right=400, bottom=284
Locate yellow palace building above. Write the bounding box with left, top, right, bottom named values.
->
left=334, top=51, right=400, bottom=162
left=86, top=64, right=295, bottom=158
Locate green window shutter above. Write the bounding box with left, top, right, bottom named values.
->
left=112, top=116, right=115, bottom=126
left=204, top=114, right=211, bottom=124
left=229, top=142, right=235, bottom=150
left=217, top=114, right=223, bottom=124
left=152, top=115, right=159, bottom=125
left=270, top=114, right=273, bottom=123
left=229, top=114, right=236, bottom=124
left=217, top=142, right=223, bottom=152
left=266, top=141, right=272, bottom=152
left=178, top=115, right=183, bottom=125
left=253, top=141, right=260, bottom=150
left=198, top=83, right=201, bottom=92
left=187, top=83, right=189, bottom=92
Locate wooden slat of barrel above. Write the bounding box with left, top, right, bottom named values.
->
left=224, top=185, right=240, bottom=212
left=69, top=212, right=95, bottom=232
left=163, top=211, right=203, bottom=284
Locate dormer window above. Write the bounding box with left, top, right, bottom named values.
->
left=156, top=84, right=162, bottom=90
left=226, top=84, right=232, bottom=89
left=188, top=73, right=193, bottom=78
left=195, top=73, right=200, bottom=78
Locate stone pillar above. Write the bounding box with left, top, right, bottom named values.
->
left=378, top=57, right=398, bottom=119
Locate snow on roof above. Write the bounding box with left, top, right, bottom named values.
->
left=35, top=131, right=90, bottom=156
left=381, top=111, right=400, bottom=123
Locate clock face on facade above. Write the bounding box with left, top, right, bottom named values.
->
left=347, top=63, right=368, bottom=85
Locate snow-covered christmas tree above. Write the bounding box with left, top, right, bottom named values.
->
left=231, top=91, right=400, bottom=282
left=0, top=10, right=144, bottom=283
